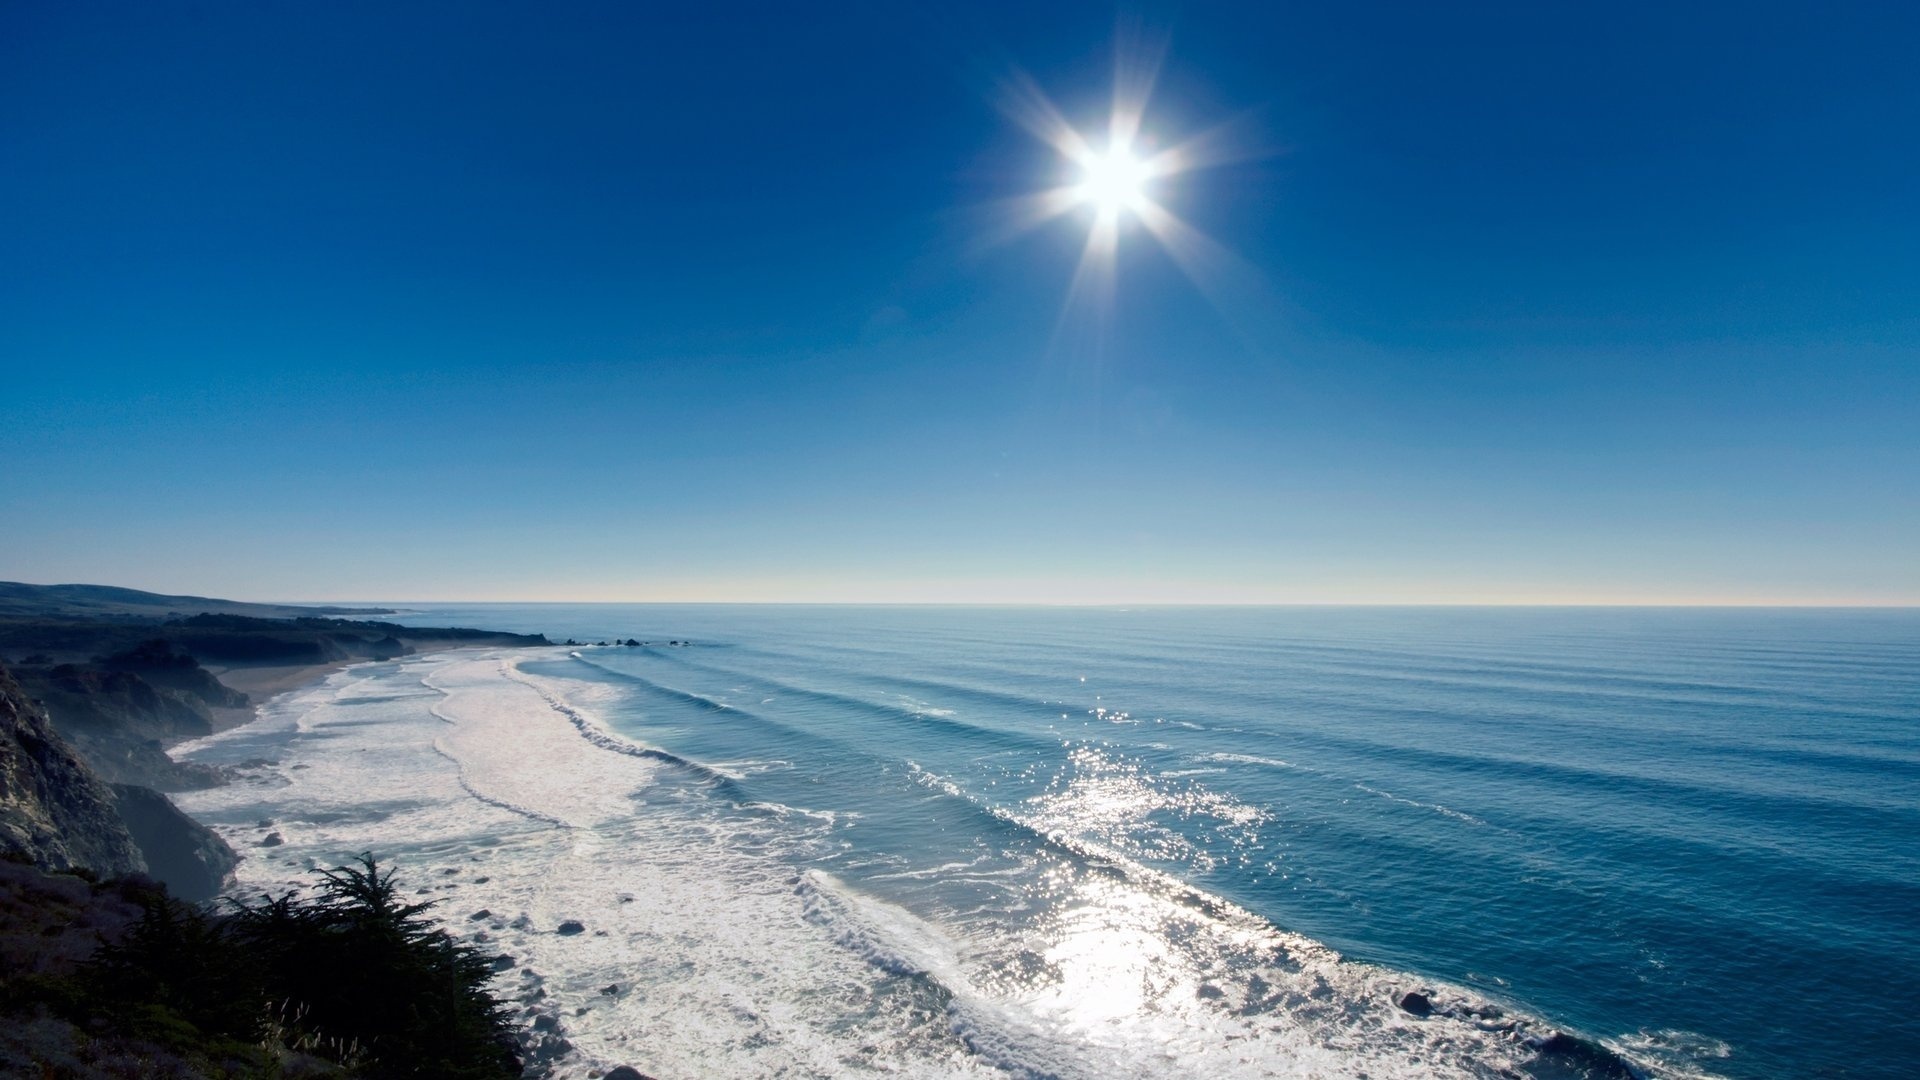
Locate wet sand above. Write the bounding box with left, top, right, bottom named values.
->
left=204, top=661, right=357, bottom=731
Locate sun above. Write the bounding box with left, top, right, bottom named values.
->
left=1075, top=143, right=1150, bottom=215
left=987, top=32, right=1258, bottom=329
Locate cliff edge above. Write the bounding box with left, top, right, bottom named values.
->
left=0, top=667, right=144, bottom=877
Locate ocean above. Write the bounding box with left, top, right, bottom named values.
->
left=173, top=606, right=1920, bottom=1078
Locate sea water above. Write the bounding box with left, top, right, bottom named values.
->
left=173, top=606, right=1920, bottom=1078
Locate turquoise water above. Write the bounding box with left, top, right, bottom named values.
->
left=320, top=605, right=1917, bottom=1077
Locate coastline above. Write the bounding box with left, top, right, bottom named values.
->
left=203, top=660, right=358, bottom=730
left=167, top=640, right=1659, bottom=1080
left=201, top=640, right=548, bottom=734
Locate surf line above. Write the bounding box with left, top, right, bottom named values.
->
left=425, top=735, right=574, bottom=830
left=415, top=662, right=575, bottom=830
left=501, top=657, right=734, bottom=785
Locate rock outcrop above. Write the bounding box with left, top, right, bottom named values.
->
left=101, top=638, right=249, bottom=709
left=7, top=663, right=226, bottom=791
left=1, top=663, right=236, bottom=900
left=109, top=783, right=237, bottom=902
left=0, top=667, right=144, bottom=877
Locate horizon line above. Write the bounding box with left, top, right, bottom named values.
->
left=301, top=598, right=1920, bottom=610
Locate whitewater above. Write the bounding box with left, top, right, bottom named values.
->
left=172, top=606, right=1920, bottom=1079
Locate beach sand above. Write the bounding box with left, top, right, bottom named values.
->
left=204, top=661, right=356, bottom=731
left=203, top=641, right=516, bottom=731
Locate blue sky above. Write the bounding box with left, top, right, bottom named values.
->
left=3, top=2, right=1915, bottom=603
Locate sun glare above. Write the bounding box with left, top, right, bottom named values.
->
left=1076, top=143, right=1150, bottom=215
left=990, top=32, right=1258, bottom=328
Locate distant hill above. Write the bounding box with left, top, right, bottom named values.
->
left=0, top=582, right=393, bottom=620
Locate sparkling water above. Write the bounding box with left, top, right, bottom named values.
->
left=175, top=606, right=1920, bottom=1078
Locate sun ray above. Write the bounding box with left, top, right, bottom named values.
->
left=990, top=32, right=1265, bottom=339
left=967, top=186, right=1090, bottom=255
left=995, top=69, right=1094, bottom=165
left=1107, top=18, right=1167, bottom=152
left=1141, top=107, right=1274, bottom=179
left=1133, top=198, right=1252, bottom=305
left=1052, top=210, right=1119, bottom=353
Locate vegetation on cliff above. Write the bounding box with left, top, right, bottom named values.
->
left=0, top=854, right=520, bottom=1079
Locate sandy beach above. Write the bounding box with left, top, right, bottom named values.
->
left=204, top=661, right=354, bottom=730
left=203, top=640, right=518, bottom=732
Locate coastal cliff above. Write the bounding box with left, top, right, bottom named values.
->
left=0, top=667, right=144, bottom=877
left=0, top=583, right=548, bottom=900
left=9, top=656, right=228, bottom=791
left=109, top=783, right=237, bottom=902
left=0, top=663, right=240, bottom=900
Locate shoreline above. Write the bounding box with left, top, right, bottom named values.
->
left=203, top=660, right=357, bottom=731
left=201, top=640, right=554, bottom=735
left=167, top=642, right=1652, bottom=1080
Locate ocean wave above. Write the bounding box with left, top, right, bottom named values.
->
left=180, top=644, right=1726, bottom=1080
left=895, top=759, right=1670, bottom=1080
left=1198, top=751, right=1297, bottom=769
left=1352, top=783, right=1487, bottom=826
left=570, top=649, right=1061, bottom=756
left=497, top=659, right=737, bottom=787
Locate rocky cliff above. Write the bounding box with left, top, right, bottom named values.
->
left=0, top=665, right=236, bottom=900
left=0, top=587, right=548, bottom=901
left=0, top=667, right=144, bottom=878
left=8, top=661, right=225, bottom=791
left=109, top=783, right=237, bottom=902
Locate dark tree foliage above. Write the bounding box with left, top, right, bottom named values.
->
left=236, top=856, right=519, bottom=1077
left=83, top=855, right=521, bottom=1078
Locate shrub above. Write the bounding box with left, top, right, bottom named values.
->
left=77, top=855, right=520, bottom=1078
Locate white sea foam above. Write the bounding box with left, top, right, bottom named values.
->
left=174, top=649, right=1672, bottom=1079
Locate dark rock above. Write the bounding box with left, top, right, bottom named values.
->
left=556, top=919, right=586, bottom=935
left=605, top=1068, right=655, bottom=1080
left=1527, top=1031, right=1643, bottom=1079
left=366, top=635, right=409, bottom=660
left=111, top=783, right=238, bottom=901
left=518, top=1030, right=574, bottom=1064
left=600, top=983, right=620, bottom=996
left=532, top=1013, right=561, bottom=1032
left=1398, top=990, right=1433, bottom=1017
left=0, top=665, right=145, bottom=876
left=470, top=908, right=493, bottom=920
left=10, top=662, right=227, bottom=789
left=258, top=831, right=284, bottom=847
left=490, top=955, right=517, bottom=972
left=100, top=639, right=249, bottom=708
left=623, top=639, right=640, bottom=647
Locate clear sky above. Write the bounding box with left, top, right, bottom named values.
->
left=3, top=2, right=1916, bottom=604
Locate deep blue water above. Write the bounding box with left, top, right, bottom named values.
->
left=371, top=605, right=1920, bottom=1078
